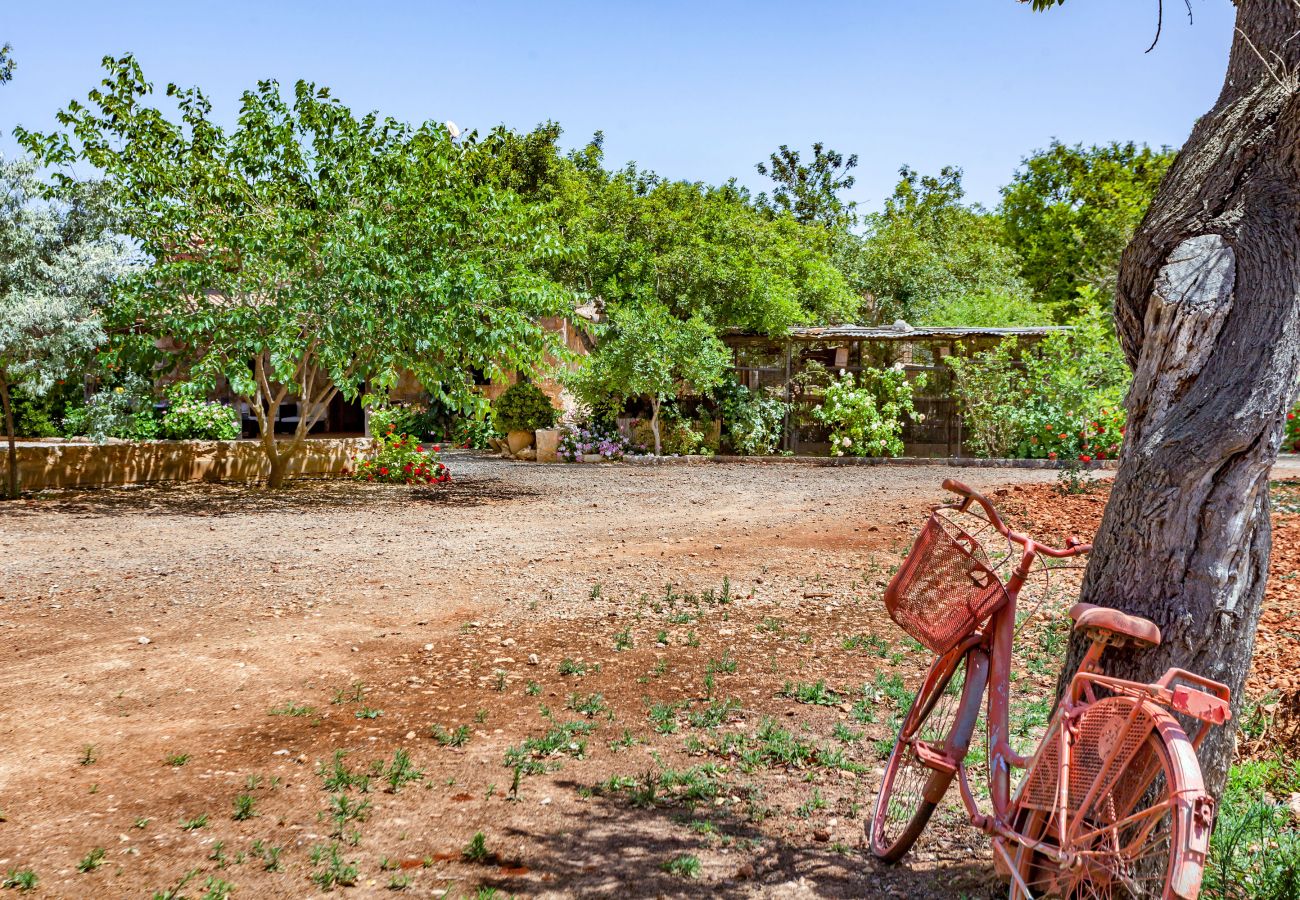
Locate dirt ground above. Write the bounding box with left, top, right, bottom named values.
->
left=0, top=458, right=1292, bottom=898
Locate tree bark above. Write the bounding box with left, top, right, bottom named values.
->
left=1058, top=0, right=1300, bottom=800
left=1, top=378, right=17, bottom=501
left=650, top=396, right=662, bottom=456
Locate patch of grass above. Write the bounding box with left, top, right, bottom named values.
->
left=250, top=839, right=283, bottom=872
left=688, top=698, right=741, bottom=729
left=525, top=680, right=542, bottom=697
left=614, top=627, right=633, bottom=651
left=566, top=692, right=609, bottom=717
left=331, top=681, right=366, bottom=705
left=648, top=700, right=688, bottom=734
left=608, top=729, right=639, bottom=751
left=180, top=814, right=208, bottom=831
left=780, top=679, right=839, bottom=706
left=558, top=658, right=587, bottom=676
left=378, top=749, right=424, bottom=793
left=431, top=724, right=471, bottom=747
left=1205, top=755, right=1300, bottom=900
left=328, top=793, right=371, bottom=839
left=79, top=744, right=98, bottom=766
left=231, top=794, right=257, bottom=821
left=76, top=848, right=105, bottom=873
left=1, top=869, right=37, bottom=891
left=318, top=750, right=372, bottom=793
left=705, top=650, right=738, bottom=675
left=503, top=714, right=596, bottom=774
left=841, top=633, right=888, bottom=655
left=461, top=831, right=491, bottom=864
left=269, top=701, right=315, bottom=717
left=796, top=787, right=828, bottom=818
left=151, top=870, right=197, bottom=900
left=309, top=843, right=358, bottom=890
left=200, top=876, right=234, bottom=900
left=661, top=853, right=701, bottom=878
left=164, top=752, right=190, bottom=767
left=355, top=706, right=383, bottom=719
left=833, top=721, right=864, bottom=743
left=758, top=617, right=783, bottom=634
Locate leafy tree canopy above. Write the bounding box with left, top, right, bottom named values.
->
left=841, top=166, right=1037, bottom=326
left=1000, top=140, right=1174, bottom=318
left=570, top=302, right=729, bottom=454
left=0, top=43, right=14, bottom=84
left=756, top=142, right=858, bottom=230
left=0, top=156, right=133, bottom=497
left=466, top=127, right=860, bottom=336
left=17, top=55, right=575, bottom=486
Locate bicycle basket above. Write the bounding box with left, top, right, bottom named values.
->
left=884, top=512, right=1009, bottom=654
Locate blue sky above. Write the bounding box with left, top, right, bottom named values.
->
left=1, top=0, right=1236, bottom=209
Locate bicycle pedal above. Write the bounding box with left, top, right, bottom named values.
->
left=912, top=741, right=958, bottom=775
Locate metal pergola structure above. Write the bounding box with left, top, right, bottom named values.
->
left=724, top=323, right=1071, bottom=457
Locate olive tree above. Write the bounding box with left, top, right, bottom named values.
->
left=1029, top=0, right=1300, bottom=797
left=0, top=158, right=128, bottom=499
left=19, top=56, right=574, bottom=487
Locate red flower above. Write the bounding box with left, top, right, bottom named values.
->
left=1057, top=433, right=1067, bottom=440
left=1290, top=413, right=1296, bottom=421
left=1048, top=451, right=1057, bottom=461
left=416, top=445, right=424, bottom=453
left=1079, top=454, right=1092, bottom=463
left=380, top=467, right=389, bottom=476
left=433, top=444, right=441, bottom=452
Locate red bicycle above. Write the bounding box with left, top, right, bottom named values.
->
left=871, top=479, right=1231, bottom=899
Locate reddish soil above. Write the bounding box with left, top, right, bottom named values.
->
left=0, top=459, right=1291, bottom=898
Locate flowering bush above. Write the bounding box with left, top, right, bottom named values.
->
left=721, top=386, right=788, bottom=456
left=560, top=421, right=640, bottom=461
left=160, top=383, right=240, bottom=440
left=351, top=408, right=450, bottom=485
left=61, top=372, right=159, bottom=442
left=1013, top=404, right=1124, bottom=462
left=1286, top=402, right=1300, bottom=452
left=812, top=367, right=925, bottom=458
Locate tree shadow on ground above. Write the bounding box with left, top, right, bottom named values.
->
left=0, top=474, right=545, bottom=519
left=485, top=782, right=1001, bottom=899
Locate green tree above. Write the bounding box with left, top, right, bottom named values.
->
left=756, top=142, right=858, bottom=230
left=571, top=303, right=729, bottom=455
left=0, top=43, right=14, bottom=84
left=19, top=56, right=573, bottom=488
left=1000, top=140, right=1174, bottom=318
left=845, top=166, right=1035, bottom=325
left=0, top=158, right=127, bottom=499
left=473, top=128, right=859, bottom=334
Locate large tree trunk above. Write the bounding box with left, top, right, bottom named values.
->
left=1058, top=1, right=1300, bottom=799
left=1, top=378, right=17, bottom=501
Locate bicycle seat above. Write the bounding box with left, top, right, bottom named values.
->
left=1069, top=602, right=1161, bottom=649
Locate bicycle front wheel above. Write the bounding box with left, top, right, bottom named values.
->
left=1010, top=696, right=1203, bottom=899
left=870, top=644, right=988, bottom=862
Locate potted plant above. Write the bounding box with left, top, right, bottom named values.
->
left=492, top=381, right=558, bottom=456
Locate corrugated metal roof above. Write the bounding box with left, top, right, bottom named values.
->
left=731, top=322, right=1071, bottom=340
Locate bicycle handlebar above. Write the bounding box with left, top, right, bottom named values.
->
left=941, top=478, right=1090, bottom=559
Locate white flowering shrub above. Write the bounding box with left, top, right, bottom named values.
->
left=812, top=366, right=925, bottom=458
left=160, top=383, right=240, bottom=440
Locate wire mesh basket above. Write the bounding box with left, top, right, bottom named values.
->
left=884, top=512, right=1010, bottom=654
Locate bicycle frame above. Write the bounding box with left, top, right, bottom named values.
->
left=927, top=512, right=1228, bottom=898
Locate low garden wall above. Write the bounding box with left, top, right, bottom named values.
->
left=2, top=437, right=371, bottom=491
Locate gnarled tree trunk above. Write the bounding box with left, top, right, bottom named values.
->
left=1059, top=1, right=1300, bottom=798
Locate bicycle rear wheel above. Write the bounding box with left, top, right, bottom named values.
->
left=870, top=644, right=988, bottom=862
left=1009, top=697, right=1202, bottom=899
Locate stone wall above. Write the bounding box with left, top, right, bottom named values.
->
left=2, top=438, right=371, bottom=491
